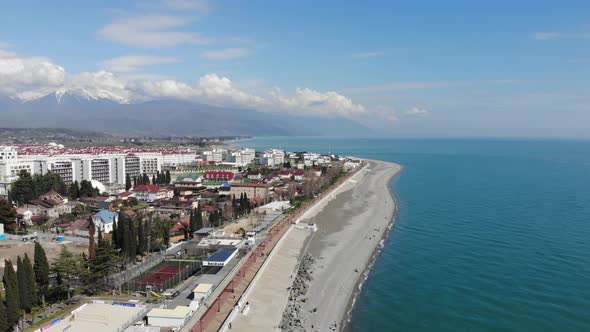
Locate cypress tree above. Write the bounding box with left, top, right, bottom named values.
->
left=0, top=292, right=7, bottom=332
left=152, top=174, right=156, bottom=185
left=189, top=209, right=196, bottom=234
left=128, top=219, right=137, bottom=262
left=3, top=260, right=19, bottom=328
left=119, top=215, right=129, bottom=263
left=137, top=218, right=146, bottom=256
left=17, top=256, right=31, bottom=312
left=112, top=213, right=120, bottom=249
left=88, top=218, right=96, bottom=260
left=125, top=174, right=131, bottom=191
left=34, top=242, right=49, bottom=301
left=22, top=254, right=36, bottom=311
left=196, top=205, right=203, bottom=230
left=163, top=223, right=170, bottom=248
left=165, top=170, right=171, bottom=184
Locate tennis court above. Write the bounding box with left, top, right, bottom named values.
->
left=130, top=260, right=200, bottom=291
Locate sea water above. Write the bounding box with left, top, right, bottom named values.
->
left=238, top=137, right=590, bottom=332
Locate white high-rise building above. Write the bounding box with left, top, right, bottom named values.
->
left=231, top=148, right=256, bottom=166
left=203, top=148, right=228, bottom=163
left=260, top=149, right=285, bottom=167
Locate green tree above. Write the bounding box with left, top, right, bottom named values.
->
left=53, top=246, right=80, bottom=299
left=3, top=260, right=20, bottom=328
left=165, top=170, right=171, bottom=184
left=34, top=242, right=50, bottom=300
left=88, top=218, right=96, bottom=260
left=83, top=234, right=119, bottom=295
left=0, top=292, right=7, bottom=332
left=68, top=181, right=80, bottom=199
left=125, top=174, right=132, bottom=191
left=196, top=205, right=203, bottom=231
left=0, top=199, right=17, bottom=233
left=11, top=170, right=35, bottom=204
left=118, top=214, right=129, bottom=263
left=17, top=256, right=31, bottom=312
left=137, top=218, right=146, bottom=256
left=79, top=180, right=98, bottom=197
left=112, top=214, right=120, bottom=249
left=189, top=209, right=196, bottom=235
left=128, top=219, right=137, bottom=262
left=19, top=254, right=36, bottom=312
left=162, top=222, right=170, bottom=248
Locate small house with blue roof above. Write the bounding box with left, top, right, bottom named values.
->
left=92, top=209, right=119, bottom=233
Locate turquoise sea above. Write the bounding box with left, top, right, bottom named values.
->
left=238, top=137, right=590, bottom=332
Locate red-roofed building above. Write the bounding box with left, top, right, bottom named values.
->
left=202, top=171, right=235, bottom=182
left=293, top=171, right=305, bottom=181
left=133, top=184, right=173, bottom=202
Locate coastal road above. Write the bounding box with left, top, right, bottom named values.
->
left=300, top=160, right=402, bottom=332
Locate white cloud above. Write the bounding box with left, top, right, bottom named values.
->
left=99, top=14, right=208, bottom=48
left=200, top=48, right=251, bottom=60
left=198, top=73, right=265, bottom=107
left=0, top=48, right=65, bottom=97
left=100, top=55, right=178, bottom=72
left=0, top=48, right=370, bottom=120
left=406, top=107, right=429, bottom=116
left=270, top=87, right=365, bottom=117
left=352, top=51, right=384, bottom=58
left=531, top=32, right=561, bottom=40
left=135, top=79, right=197, bottom=99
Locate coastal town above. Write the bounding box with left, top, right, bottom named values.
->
left=0, top=140, right=376, bottom=332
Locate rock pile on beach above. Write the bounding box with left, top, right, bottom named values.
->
left=280, top=254, right=315, bottom=331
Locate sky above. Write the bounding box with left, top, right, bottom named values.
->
left=1, top=0, right=589, bottom=138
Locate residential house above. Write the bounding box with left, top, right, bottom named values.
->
left=133, top=184, right=173, bottom=202
left=92, top=209, right=118, bottom=233
left=247, top=171, right=262, bottom=180
left=202, top=171, right=235, bottom=182
left=228, top=183, right=270, bottom=202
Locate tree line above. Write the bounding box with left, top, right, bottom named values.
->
left=8, top=170, right=100, bottom=206
left=126, top=170, right=171, bottom=191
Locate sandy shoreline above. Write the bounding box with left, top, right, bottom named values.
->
left=220, top=159, right=401, bottom=332
left=297, top=160, right=402, bottom=332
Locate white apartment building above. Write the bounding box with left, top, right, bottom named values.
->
left=0, top=146, right=191, bottom=196
left=231, top=148, right=256, bottom=166
left=139, top=153, right=163, bottom=176
left=162, top=152, right=197, bottom=166
left=203, top=148, right=228, bottom=163
left=260, top=149, right=285, bottom=167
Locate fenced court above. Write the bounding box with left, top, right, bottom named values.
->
left=128, top=260, right=200, bottom=292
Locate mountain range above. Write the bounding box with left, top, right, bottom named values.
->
left=0, top=89, right=372, bottom=137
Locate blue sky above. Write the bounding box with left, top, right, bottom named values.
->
left=1, top=0, right=589, bottom=138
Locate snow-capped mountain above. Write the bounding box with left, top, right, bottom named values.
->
left=0, top=92, right=372, bottom=137
left=53, top=88, right=130, bottom=104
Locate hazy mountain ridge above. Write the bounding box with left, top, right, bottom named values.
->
left=0, top=91, right=371, bottom=137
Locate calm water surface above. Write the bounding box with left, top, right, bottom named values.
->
left=239, top=137, right=590, bottom=332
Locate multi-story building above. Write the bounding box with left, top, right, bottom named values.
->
left=203, top=148, right=228, bottom=163
left=139, top=153, right=163, bottom=176
left=162, top=152, right=196, bottom=166
left=260, top=149, right=285, bottom=167
left=228, top=183, right=270, bottom=202
left=48, top=160, right=74, bottom=184
left=231, top=148, right=256, bottom=166
left=124, top=155, right=141, bottom=179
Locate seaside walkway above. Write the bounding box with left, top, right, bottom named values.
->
left=184, top=163, right=366, bottom=332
